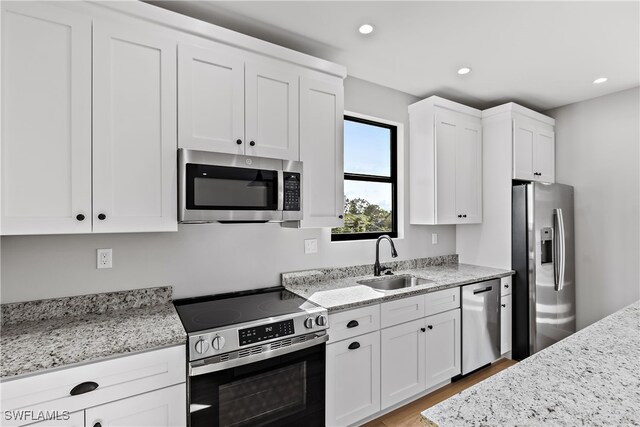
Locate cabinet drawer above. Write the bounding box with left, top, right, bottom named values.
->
left=1, top=345, right=185, bottom=426
left=424, top=287, right=460, bottom=317
left=380, top=295, right=425, bottom=328
left=501, top=276, right=512, bottom=296
left=328, top=304, right=380, bottom=343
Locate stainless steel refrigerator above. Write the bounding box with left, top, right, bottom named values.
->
left=512, top=182, right=576, bottom=360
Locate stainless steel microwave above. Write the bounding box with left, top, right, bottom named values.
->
left=178, top=149, right=302, bottom=223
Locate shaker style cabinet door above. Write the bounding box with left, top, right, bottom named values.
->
left=326, top=331, right=380, bottom=427
left=92, top=19, right=177, bottom=233
left=434, top=112, right=458, bottom=224
left=1, top=2, right=92, bottom=235
left=298, top=76, right=344, bottom=228
left=534, top=128, right=555, bottom=183
left=177, top=42, right=245, bottom=154
left=85, top=383, right=186, bottom=427
left=425, top=309, right=461, bottom=389
left=501, top=294, right=513, bottom=354
left=512, top=117, right=536, bottom=181
left=245, top=61, right=299, bottom=160
left=454, top=119, right=482, bottom=223
left=512, top=116, right=555, bottom=183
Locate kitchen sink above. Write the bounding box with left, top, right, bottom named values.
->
left=357, top=275, right=434, bottom=291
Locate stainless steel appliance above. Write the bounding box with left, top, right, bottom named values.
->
left=512, top=182, right=576, bottom=360
left=461, top=279, right=501, bottom=375
left=179, top=149, right=302, bottom=223
left=174, top=287, right=328, bottom=427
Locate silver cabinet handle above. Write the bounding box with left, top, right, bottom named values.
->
left=554, top=208, right=566, bottom=291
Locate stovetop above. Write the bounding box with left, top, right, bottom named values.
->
left=173, top=287, right=316, bottom=333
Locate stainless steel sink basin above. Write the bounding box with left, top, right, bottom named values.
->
left=357, top=275, right=433, bottom=291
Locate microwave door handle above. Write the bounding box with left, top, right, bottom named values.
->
left=277, top=170, right=284, bottom=212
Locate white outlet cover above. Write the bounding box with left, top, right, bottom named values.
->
left=97, top=249, right=113, bottom=269
left=304, top=239, right=318, bottom=254
left=431, top=233, right=438, bottom=244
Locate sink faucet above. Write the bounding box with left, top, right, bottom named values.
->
left=374, top=235, right=398, bottom=276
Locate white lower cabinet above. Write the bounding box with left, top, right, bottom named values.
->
left=85, top=384, right=186, bottom=427
left=425, top=309, right=461, bottom=388
left=326, top=331, right=380, bottom=427
left=501, top=294, right=513, bottom=354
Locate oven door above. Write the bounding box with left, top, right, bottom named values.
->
left=179, top=149, right=284, bottom=223
left=189, top=343, right=325, bottom=427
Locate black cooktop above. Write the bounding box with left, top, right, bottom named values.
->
left=173, top=287, right=312, bottom=333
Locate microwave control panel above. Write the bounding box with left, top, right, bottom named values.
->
left=283, top=173, right=301, bottom=211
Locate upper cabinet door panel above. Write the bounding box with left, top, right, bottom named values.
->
left=1, top=2, right=92, bottom=235
left=93, top=20, right=177, bottom=233
left=513, top=118, right=535, bottom=180
left=434, top=111, right=458, bottom=224
left=455, top=119, right=482, bottom=223
left=299, top=77, right=344, bottom=228
left=245, top=61, right=299, bottom=160
left=178, top=43, right=245, bottom=154
left=534, top=128, right=555, bottom=183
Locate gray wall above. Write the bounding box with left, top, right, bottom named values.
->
left=546, top=87, right=640, bottom=329
left=0, top=77, right=455, bottom=304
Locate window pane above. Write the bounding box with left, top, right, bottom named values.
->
left=333, top=180, right=393, bottom=234
left=344, top=120, right=391, bottom=177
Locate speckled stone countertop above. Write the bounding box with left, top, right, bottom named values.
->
left=282, top=255, right=513, bottom=312
left=422, top=301, right=640, bottom=426
left=0, top=287, right=186, bottom=379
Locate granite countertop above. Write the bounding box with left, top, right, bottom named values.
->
left=422, top=301, right=640, bottom=426
left=0, top=287, right=186, bottom=379
left=282, top=255, right=513, bottom=312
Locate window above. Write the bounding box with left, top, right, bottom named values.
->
left=332, top=115, right=397, bottom=241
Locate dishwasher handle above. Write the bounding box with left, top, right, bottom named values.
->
left=473, top=286, right=493, bottom=295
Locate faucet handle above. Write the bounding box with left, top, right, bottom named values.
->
left=384, top=270, right=394, bottom=276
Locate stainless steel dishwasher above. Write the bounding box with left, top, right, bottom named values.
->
left=461, top=279, right=501, bottom=375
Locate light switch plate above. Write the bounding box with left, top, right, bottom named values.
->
left=304, top=239, right=318, bottom=254
left=97, top=249, right=112, bottom=269
left=431, top=233, right=438, bottom=244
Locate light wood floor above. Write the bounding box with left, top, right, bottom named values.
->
left=362, top=358, right=518, bottom=427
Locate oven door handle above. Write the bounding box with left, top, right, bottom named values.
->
left=189, top=332, right=328, bottom=377
left=277, top=170, right=284, bottom=212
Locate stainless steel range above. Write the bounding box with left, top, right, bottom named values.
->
left=174, top=287, right=328, bottom=427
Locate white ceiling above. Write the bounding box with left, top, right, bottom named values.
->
left=148, top=1, right=640, bottom=111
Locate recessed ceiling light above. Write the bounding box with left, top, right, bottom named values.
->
left=358, top=24, right=374, bottom=35
left=457, top=67, right=472, bottom=75
left=593, top=77, right=608, bottom=84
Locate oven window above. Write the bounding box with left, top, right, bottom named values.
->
left=219, top=363, right=306, bottom=427
left=187, top=164, right=278, bottom=210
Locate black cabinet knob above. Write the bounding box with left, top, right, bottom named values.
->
left=504, top=284, right=509, bottom=288
left=348, top=342, right=360, bottom=350
left=463, top=214, right=467, bottom=218
left=502, top=304, right=507, bottom=308
left=94, top=423, right=102, bottom=427
left=346, top=320, right=359, bottom=328
left=249, top=141, right=256, bottom=146
left=338, top=215, right=344, bottom=219
left=70, top=381, right=99, bottom=396
left=458, top=214, right=462, bottom=218
left=236, top=139, right=242, bottom=145
left=76, top=214, right=85, bottom=221
left=420, top=327, right=426, bottom=332
left=98, top=213, right=106, bottom=220
left=427, top=325, right=433, bottom=330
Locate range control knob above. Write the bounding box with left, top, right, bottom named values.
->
left=212, top=335, right=226, bottom=351
left=304, top=317, right=315, bottom=329
left=194, top=338, right=209, bottom=354
left=316, top=315, right=328, bottom=327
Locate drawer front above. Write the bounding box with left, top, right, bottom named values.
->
left=424, top=287, right=460, bottom=317
left=328, top=304, right=380, bottom=343
left=501, top=276, right=512, bottom=296
left=1, top=345, right=185, bottom=426
left=380, top=295, right=425, bottom=328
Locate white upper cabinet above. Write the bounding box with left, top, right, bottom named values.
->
left=178, top=43, right=245, bottom=154
left=93, top=19, right=178, bottom=233
left=1, top=2, right=92, bottom=235
left=298, top=76, right=345, bottom=228
left=510, top=108, right=555, bottom=183
left=410, top=96, right=482, bottom=225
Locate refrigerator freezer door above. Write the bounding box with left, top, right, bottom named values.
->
left=533, top=183, right=576, bottom=352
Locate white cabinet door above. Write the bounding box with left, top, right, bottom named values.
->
left=455, top=119, right=482, bottom=223
left=425, top=309, right=461, bottom=389
left=434, top=112, right=458, bottom=224
left=177, top=43, right=245, bottom=154
left=93, top=19, right=177, bottom=233
left=245, top=61, right=299, bottom=160
left=512, top=118, right=536, bottom=181
left=381, top=319, right=426, bottom=409
left=1, top=2, right=92, bottom=235
left=534, top=128, right=555, bottom=183
left=501, top=294, right=513, bottom=354
left=26, top=411, right=84, bottom=427
left=85, top=384, right=186, bottom=427
left=298, top=76, right=344, bottom=228
left=326, top=331, right=380, bottom=427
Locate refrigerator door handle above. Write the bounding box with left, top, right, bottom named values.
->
left=554, top=208, right=566, bottom=291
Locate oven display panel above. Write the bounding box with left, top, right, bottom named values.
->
left=239, top=320, right=295, bottom=346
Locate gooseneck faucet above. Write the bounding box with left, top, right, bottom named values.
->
left=374, top=235, right=399, bottom=276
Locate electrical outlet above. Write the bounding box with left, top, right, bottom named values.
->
left=97, top=249, right=112, bottom=269
left=431, top=233, right=438, bottom=245
left=304, top=239, right=318, bottom=254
